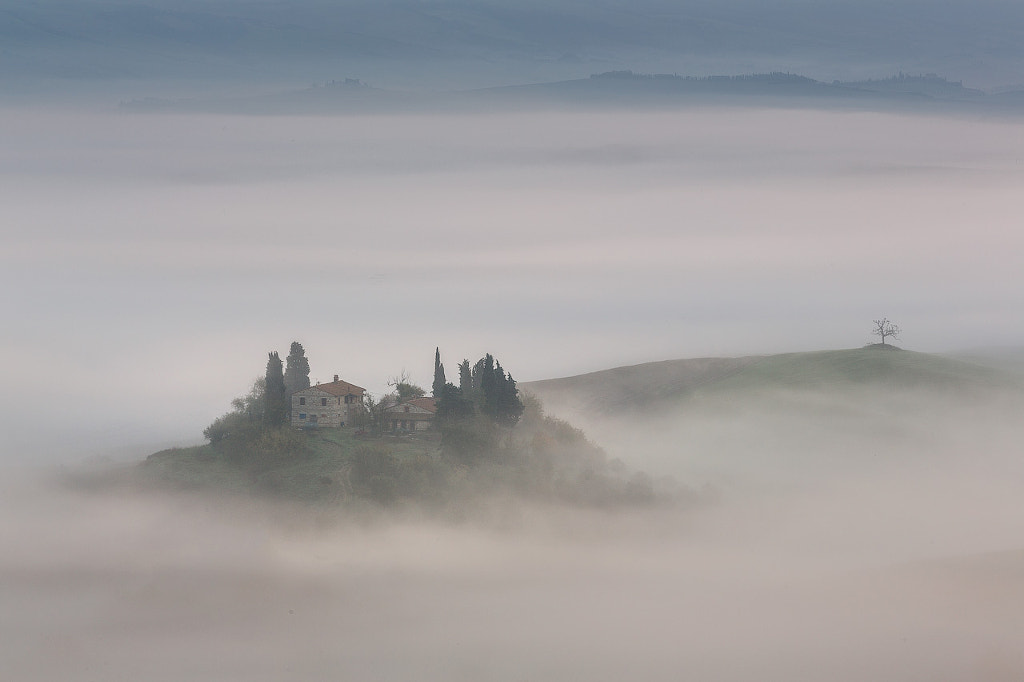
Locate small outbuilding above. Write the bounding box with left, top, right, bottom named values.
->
left=384, top=396, right=437, bottom=432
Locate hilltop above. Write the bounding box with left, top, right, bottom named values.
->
left=135, top=405, right=680, bottom=515
left=128, top=347, right=685, bottom=514
left=519, top=347, right=1024, bottom=489
left=522, top=347, right=1019, bottom=417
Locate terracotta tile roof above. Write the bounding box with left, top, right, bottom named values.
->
left=407, top=396, right=437, bottom=413
left=299, top=378, right=366, bottom=397
left=384, top=397, right=437, bottom=414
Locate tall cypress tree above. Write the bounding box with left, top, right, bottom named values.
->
left=458, top=359, right=472, bottom=395
left=264, top=351, right=288, bottom=427
left=284, top=341, right=311, bottom=396
left=480, top=353, right=497, bottom=418
left=471, top=357, right=486, bottom=402
left=496, top=371, right=524, bottom=428
left=432, top=347, right=446, bottom=398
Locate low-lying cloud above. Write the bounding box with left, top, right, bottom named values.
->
left=4, top=378, right=1024, bottom=680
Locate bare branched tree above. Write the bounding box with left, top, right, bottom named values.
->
left=872, top=318, right=901, bottom=345
left=387, top=369, right=426, bottom=401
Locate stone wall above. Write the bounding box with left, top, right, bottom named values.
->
left=291, top=388, right=345, bottom=428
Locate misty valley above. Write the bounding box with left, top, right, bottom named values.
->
left=5, top=1, right=1024, bottom=677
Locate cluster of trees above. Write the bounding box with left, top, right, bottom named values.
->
left=431, top=348, right=525, bottom=463
left=202, top=341, right=311, bottom=467
left=262, top=341, right=312, bottom=427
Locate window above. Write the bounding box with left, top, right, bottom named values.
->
left=299, top=397, right=306, bottom=405
left=404, top=406, right=410, bottom=412
left=299, top=413, right=306, bottom=420
left=321, top=397, right=327, bottom=406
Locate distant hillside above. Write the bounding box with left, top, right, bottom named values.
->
left=456, top=71, right=1023, bottom=113
left=523, top=348, right=1019, bottom=416
left=121, top=71, right=1024, bottom=116
left=837, top=73, right=986, bottom=100
left=523, top=356, right=761, bottom=414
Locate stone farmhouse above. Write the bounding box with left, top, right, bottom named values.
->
left=291, top=375, right=366, bottom=428
left=384, top=396, right=437, bottom=432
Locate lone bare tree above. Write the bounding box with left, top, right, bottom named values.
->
left=872, top=318, right=900, bottom=345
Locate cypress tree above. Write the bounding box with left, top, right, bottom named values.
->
left=283, top=341, right=311, bottom=396
left=435, top=382, right=474, bottom=422
left=263, top=351, right=288, bottom=428
left=471, top=357, right=487, bottom=403
left=458, top=359, right=472, bottom=395
left=436, top=351, right=524, bottom=463
left=480, top=354, right=497, bottom=418
left=496, top=371, right=524, bottom=428
left=432, top=347, right=446, bottom=398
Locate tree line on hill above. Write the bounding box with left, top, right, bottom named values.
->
left=342, top=347, right=667, bottom=508
left=190, top=342, right=675, bottom=509
left=431, top=348, right=525, bottom=463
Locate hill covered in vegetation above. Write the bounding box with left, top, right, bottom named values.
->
left=137, top=348, right=683, bottom=515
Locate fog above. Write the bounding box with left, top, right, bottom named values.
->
left=4, top=379, right=1024, bottom=680
left=2, top=105, right=1023, bottom=462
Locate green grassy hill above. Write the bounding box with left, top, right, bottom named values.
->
left=523, top=347, right=1020, bottom=416
left=141, top=428, right=440, bottom=504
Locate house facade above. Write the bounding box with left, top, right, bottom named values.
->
left=384, top=396, right=437, bottom=432
left=291, top=375, right=365, bottom=428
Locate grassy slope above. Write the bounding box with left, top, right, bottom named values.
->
left=141, top=428, right=439, bottom=503
left=706, top=348, right=1011, bottom=393
left=523, top=347, right=1019, bottom=416
left=523, top=356, right=761, bottom=413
